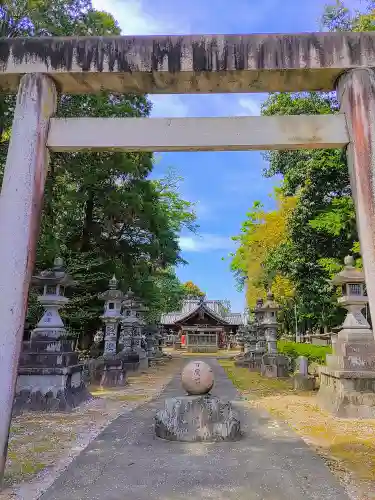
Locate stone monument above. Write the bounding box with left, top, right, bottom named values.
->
left=318, top=256, right=375, bottom=418
left=293, top=355, right=316, bottom=391
left=15, top=257, right=89, bottom=412
left=260, top=292, right=289, bottom=378
left=155, top=360, right=241, bottom=442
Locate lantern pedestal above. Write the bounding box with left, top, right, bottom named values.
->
left=318, top=256, right=375, bottom=418
left=15, top=258, right=89, bottom=413
left=318, top=367, right=375, bottom=418
left=318, top=329, right=375, bottom=418
left=91, top=355, right=128, bottom=388
left=16, top=334, right=90, bottom=412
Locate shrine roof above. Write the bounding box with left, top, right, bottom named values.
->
left=1, top=32, right=375, bottom=93
left=161, top=299, right=246, bottom=326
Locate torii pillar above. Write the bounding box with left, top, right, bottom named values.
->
left=0, top=73, right=57, bottom=480
left=337, top=69, right=375, bottom=325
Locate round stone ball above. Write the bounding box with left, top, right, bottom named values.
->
left=181, top=361, right=214, bottom=395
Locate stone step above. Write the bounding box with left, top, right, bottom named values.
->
left=19, top=352, right=79, bottom=368
left=22, top=339, right=76, bottom=353
left=18, top=364, right=83, bottom=376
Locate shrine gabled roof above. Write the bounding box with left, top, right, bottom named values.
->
left=161, top=299, right=246, bottom=326
left=176, top=302, right=231, bottom=326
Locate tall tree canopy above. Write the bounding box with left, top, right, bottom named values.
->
left=0, top=0, right=197, bottom=340
left=230, top=0, right=372, bottom=333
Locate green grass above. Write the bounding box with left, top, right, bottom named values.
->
left=219, top=359, right=293, bottom=398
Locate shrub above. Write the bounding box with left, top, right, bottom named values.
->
left=277, top=341, right=331, bottom=365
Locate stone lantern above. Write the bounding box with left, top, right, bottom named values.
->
left=254, top=298, right=266, bottom=354
left=95, top=276, right=127, bottom=387
left=234, top=324, right=258, bottom=368
left=15, top=257, right=89, bottom=412
left=119, top=288, right=148, bottom=370
left=31, top=256, right=75, bottom=340
left=235, top=327, right=245, bottom=352
left=262, top=291, right=280, bottom=355
left=318, top=255, right=375, bottom=418
left=260, top=292, right=289, bottom=378
left=153, top=322, right=164, bottom=358
left=243, top=326, right=252, bottom=354
left=333, top=255, right=370, bottom=332
left=98, top=275, right=123, bottom=357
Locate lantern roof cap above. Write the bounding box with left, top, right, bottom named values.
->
left=31, top=256, right=75, bottom=287
left=254, top=298, right=264, bottom=310
left=123, top=288, right=148, bottom=312
left=98, top=274, right=124, bottom=301
left=109, top=275, right=118, bottom=289
left=262, top=290, right=280, bottom=310
left=332, top=256, right=365, bottom=285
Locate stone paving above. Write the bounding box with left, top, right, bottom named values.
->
left=40, top=358, right=349, bottom=500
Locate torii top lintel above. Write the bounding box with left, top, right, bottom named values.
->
left=0, top=32, right=374, bottom=94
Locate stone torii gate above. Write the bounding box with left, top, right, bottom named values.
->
left=0, top=31, right=374, bottom=477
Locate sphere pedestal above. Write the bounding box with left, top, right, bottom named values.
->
left=155, top=395, right=241, bottom=442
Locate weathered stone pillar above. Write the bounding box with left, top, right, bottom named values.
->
left=0, top=74, right=56, bottom=480
left=337, top=69, right=375, bottom=338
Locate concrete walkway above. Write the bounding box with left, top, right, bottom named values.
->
left=40, top=359, right=349, bottom=500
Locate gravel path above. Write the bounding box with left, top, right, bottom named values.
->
left=40, top=358, right=349, bottom=500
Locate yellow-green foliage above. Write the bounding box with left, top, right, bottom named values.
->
left=231, top=189, right=297, bottom=308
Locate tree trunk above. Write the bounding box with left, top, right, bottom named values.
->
left=80, top=190, right=94, bottom=252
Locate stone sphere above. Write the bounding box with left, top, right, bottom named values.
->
left=181, top=361, right=214, bottom=395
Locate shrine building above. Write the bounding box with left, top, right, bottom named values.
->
left=161, top=297, right=247, bottom=352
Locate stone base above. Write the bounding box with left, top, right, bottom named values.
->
left=318, top=366, right=375, bottom=418
left=98, top=358, right=128, bottom=388
left=16, top=336, right=90, bottom=413
left=118, top=350, right=142, bottom=372
left=261, top=354, right=289, bottom=378
left=14, top=365, right=90, bottom=413
left=293, top=373, right=316, bottom=391
left=138, top=356, right=149, bottom=371
left=235, top=354, right=262, bottom=371
left=155, top=395, right=241, bottom=442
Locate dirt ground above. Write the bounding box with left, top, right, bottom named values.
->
left=219, top=359, right=375, bottom=500
left=1, top=357, right=183, bottom=500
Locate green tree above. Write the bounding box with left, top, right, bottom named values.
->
left=231, top=1, right=375, bottom=332
left=0, top=0, right=198, bottom=341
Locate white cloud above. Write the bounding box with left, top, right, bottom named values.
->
left=150, top=95, right=189, bottom=118
left=179, top=234, right=235, bottom=253
left=92, top=0, right=189, bottom=35
left=236, top=97, right=261, bottom=116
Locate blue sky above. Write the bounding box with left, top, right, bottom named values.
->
left=92, top=0, right=363, bottom=312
